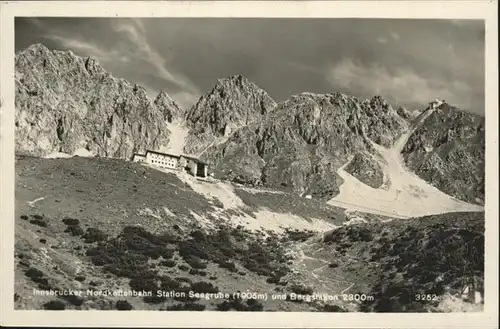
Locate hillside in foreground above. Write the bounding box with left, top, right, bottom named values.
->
left=15, top=155, right=484, bottom=312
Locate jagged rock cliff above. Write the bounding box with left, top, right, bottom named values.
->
left=154, top=91, right=184, bottom=123
left=344, top=152, right=384, bottom=189
left=183, top=75, right=277, bottom=155
left=15, top=44, right=175, bottom=158
left=401, top=103, right=485, bottom=204
left=201, top=92, right=409, bottom=199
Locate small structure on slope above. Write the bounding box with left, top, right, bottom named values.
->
left=132, top=150, right=209, bottom=178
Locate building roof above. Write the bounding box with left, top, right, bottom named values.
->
left=181, top=154, right=209, bottom=165
left=142, top=149, right=209, bottom=165
left=145, top=150, right=181, bottom=158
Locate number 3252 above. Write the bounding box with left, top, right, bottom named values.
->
left=415, top=294, right=439, bottom=301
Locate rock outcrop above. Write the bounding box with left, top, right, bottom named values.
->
left=183, top=75, right=277, bottom=155
left=401, top=103, right=485, bottom=204
left=15, top=44, right=176, bottom=158
left=202, top=92, right=409, bottom=199
left=154, top=91, right=184, bottom=123
left=344, top=152, right=384, bottom=189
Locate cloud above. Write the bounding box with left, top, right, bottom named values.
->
left=46, top=35, right=127, bottom=64
left=109, top=19, right=199, bottom=95
left=326, top=58, right=474, bottom=109
left=377, top=37, right=388, bottom=44
left=390, top=32, right=400, bottom=41
left=31, top=18, right=201, bottom=110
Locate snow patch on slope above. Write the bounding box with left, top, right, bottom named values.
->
left=159, top=119, right=189, bottom=155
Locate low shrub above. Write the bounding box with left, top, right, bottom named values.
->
left=160, top=276, right=181, bottom=290
left=29, top=219, right=47, bottom=227
left=62, top=217, right=80, bottom=226
left=167, top=302, right=206, bottom=311
left=321, top=304, right=347, bottom=312
left=75, top=275, right=86, bottom=282
left=190, top=281, right=219, bottom=294
left=175, top=277, right=192, bottom=284
left=116, top=300, right=133, bottom=310
left=290, top=284, right=313, bottom=295
left=215, top=296, right=264, bottom=311
left=160, top=259, right=176, bottom=268
left=43, top=300, right=66, bottom=310
left=185, top=256, right=208, bottom=269
left=25, top=267, right=44, bottom=279
left=178, top=264, right=190, bottom=271
left=179, top=241, right=209, bottom=260
left=83, top=227, right=108, bottom=243
left=218, top=261, right=237, bottom=273
left=65, top=225, right=85, bottom=237
left=246, top=298, right=264, bottom=311
left=63, top=295, right=84, bottom=307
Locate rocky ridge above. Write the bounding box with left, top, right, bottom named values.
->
left=15, top=44, right=178, bottom=159
left=183, top=75, right=277, bottom=155
left=154, top=90, right=184, bottom=123
left=200, top=92, right=409, bottom=199
left=401, top=103, right=485, bottom=204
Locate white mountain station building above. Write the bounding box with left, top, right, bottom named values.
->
left=132, top=150, right=209, bottom=178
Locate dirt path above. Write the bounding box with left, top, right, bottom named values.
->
left=291, top=240, right=356, bottom=292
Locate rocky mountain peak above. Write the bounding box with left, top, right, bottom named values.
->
left=84, top=56, right=104, bottom=75
left=154, top=90, right=184, bottom=123
left=401, top=102, right=485, bottom=204
left=15, top=43, right=173, bottom=159
left=22, top=43, right=51, bottom=56
left=183, top=75, right=277, bottom=155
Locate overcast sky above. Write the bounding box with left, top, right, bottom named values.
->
left=15, top=17, right=485, bottom=114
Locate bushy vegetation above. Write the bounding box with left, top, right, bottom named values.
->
left=116, top=300, right=133, bottom=310
left=320, top=304, right=348, bottom=312
left=62, top=217, right=80, bottom=226
left=29, top=217, right=48, bottom=227
left=65, top=224, right=85, bottom=237
left=190, top=281, right=219, bottom=294
left=43, top=300, right=66, bottom=310
left=323, top=212, right=485, bottom=312
left=282, top=228, right=316, bottom=242
left=83, top=227, right=109, bottom=243
left=160, top=259, right=177, bottom=268
left=216, top=295, right=264, bottom=311
left=166, top=302, right=206, bottom=311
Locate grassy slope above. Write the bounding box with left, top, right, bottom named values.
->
left=14, top=156, right=484, bottom=312
left=14, top=155, right=341, bottom=311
